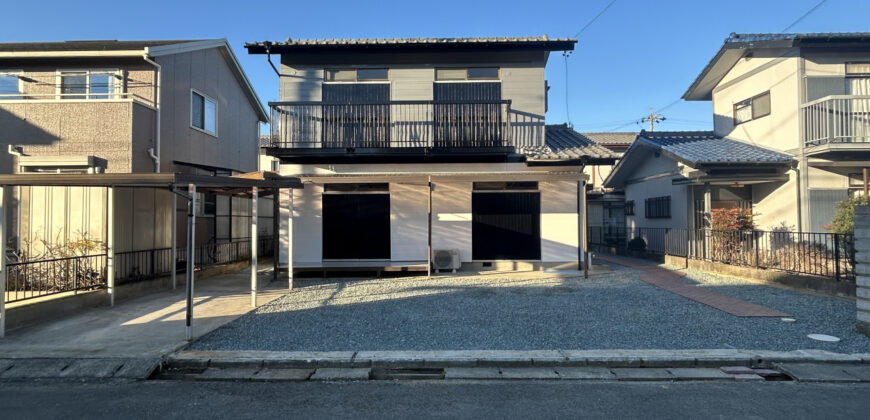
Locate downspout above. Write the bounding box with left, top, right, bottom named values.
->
left=143, top=50, right=162, bottom=173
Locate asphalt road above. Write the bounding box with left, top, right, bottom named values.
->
left=1, top=379, right=868, bottom=419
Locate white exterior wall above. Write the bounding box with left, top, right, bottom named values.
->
left=540, top=180, right=579, bottom=262
left=390, top=183, right=429, bottom=262
left=432, top=181, right=473, bottom=262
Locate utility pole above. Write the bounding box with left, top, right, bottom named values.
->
left=641, top=107, right=666, bottom=131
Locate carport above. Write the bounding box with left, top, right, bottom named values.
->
left=0, top=172, right=302, bottom=339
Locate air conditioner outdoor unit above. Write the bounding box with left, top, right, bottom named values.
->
left=432, top=249, right=461, bottom=273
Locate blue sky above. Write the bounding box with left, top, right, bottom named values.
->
left=3, top=0, right=869, bottom=133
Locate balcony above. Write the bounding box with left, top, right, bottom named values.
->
left=267, top=100, right=527, bottom=159
left=802, top=95, right=870, bottom=149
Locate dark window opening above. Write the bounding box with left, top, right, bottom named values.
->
left=473, top=181, right=538, bottom=191
left=625, top=200, right=635, bottom=216
left=324, top=183, right=389, bottom=193
left=644, top=196, right=671, bottom=219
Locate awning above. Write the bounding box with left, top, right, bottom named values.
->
left=0, top=172, right=303, bottom=196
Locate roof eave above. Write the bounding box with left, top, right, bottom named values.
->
left=245, top=40, right=576, bottom=54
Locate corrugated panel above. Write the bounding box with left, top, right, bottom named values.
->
left=472, top=191, right=541, bottom=260
left=809, top=189, right=848, bottom=233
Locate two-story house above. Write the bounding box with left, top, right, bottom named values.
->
left=247, top=36, right=615, bottom=272
left=683, top=33, right=870, bottom=232
left=0, top=39, right=268, bottom=262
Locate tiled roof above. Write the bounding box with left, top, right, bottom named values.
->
left=725, top=32, right=870, bottom=44
left=637, top=131, right=793, bottom=165
left=0, top=40, right=199, bottom=52
left=246, top=36, right=575, bottom=53
left=578, top=132, right=637, bottom=146
left=518, top=125, right=618, bottom=161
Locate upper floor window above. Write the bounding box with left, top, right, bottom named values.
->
left=435, top=67, right=499, bottom=81
left=645, top=196, right=671, bottom=219
left=0, top=71, right=23, bottom=99
left=733, top=91, right=770, bottom=125
left=325, top=68, right=388, bottom=82
left=57, top=70, right=119, bottom=99
left=191, top=90, right=217, bottom=136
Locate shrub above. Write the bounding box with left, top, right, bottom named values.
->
left=627, top=236, right=647, bottom=251
left=825, top=195, right=869, bottom=235
left=710, top=207, right=756, bottom=231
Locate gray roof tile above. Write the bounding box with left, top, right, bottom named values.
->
left=578, top=132, right=637, bottom=146
left=518, top=124, right=618, bottom=161
left=638, top=131, right=793, bottom=165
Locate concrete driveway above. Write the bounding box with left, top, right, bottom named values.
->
left=0, top=266, right=287, bottom=358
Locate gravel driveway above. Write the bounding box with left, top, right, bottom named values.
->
left=191, top=262, right=870, bottom=353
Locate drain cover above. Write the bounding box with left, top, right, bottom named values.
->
left=807, top=334, right=840, bottom=342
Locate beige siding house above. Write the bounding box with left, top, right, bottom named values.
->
left=249, top=37, right=615, bottom=272
left=0, top=39, right=268, bottom=261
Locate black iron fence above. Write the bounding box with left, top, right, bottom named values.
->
left=5, top=254, right=107, bottom=303
left=5, top=236, right=276, bottom=302
left=588, top=227, right=855, bottom=281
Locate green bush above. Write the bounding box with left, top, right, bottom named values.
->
left=825, top=195, right=870, bottom=235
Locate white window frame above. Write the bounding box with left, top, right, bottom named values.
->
left=0, top=70, right=24, bottom=100
left=55, top=69, right=121, bottom=100
left=190, top=88, right=218, bottom=137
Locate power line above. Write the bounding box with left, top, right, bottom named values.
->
left=573, top=0, right=618, bottom=38
left=782, top=0, right=828, bottom=32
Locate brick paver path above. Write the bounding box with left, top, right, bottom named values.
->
left=596, top=254, right=789, bottom=317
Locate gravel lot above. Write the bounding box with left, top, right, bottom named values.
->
left=191, top=261, right=870, bottom=353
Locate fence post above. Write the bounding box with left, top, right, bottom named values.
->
left=754, top=231, right=760, bottom=269
left=834, top=234, right=841, bottom=282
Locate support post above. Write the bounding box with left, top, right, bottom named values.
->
left=273, top=188, right=280, bottom=281
left=107, top=187, right=115, bottom=307
left=704, top=182, right=712, bottom=260
left=0, top=186, right=7, bottom=338
left=427, top=176, right=433, bottom=278
left=279, top=188, right=294, bottom=289
left=185, top=183, right=196, bottom=341
left=864, top=168, right=868, bottom=198
left=171, top=191, right=177, bottom=289
left=250, top=187, right=258, bottom=308
left=582, top=180, right=588, bottom=279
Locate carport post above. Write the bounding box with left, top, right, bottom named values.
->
left=581, top=180, right=588, bottom=279
left=170, top=191, right=177, bottom=289
left=704, top=182, right=712, bottom=260
left=107, top=186, right=115, bottom=307
left=427, top=176, right=432, bottom=278
left=185, top=183, right=196, bottom=341
left=250, top=187, right=258, bottom=308
left=273, top=188, right=279, bottom=281
left=0, top=186, right=7, bottom=338
left=287, top=189, right=293, bottom=289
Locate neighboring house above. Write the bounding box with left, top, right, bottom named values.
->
left=247, top=36, right=613, bottom=271
left=0, top=39, right=268, bottom=259
left=578, top=131, right=636, bottom=245
left=682, top=33, right=870, bottom=232
left=605, top=131, right=793, bottom=233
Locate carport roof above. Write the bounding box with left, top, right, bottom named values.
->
left=0, top=172, right=302, bottom=196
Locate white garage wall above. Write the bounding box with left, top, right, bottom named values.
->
left=540, top=180, right=580, bottom=262
left=281, top=183, right=323, bottom=265
left=431, top=181, right=473, bottom=262
left=390, top=183, right=429, bottom=262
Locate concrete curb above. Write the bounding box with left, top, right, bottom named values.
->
left=165, top=349, right=870, bottom=370
left=0, top=358, right=161, bottom=380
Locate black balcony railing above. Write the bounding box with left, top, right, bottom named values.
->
left=268, top=100, right=513, bottom=149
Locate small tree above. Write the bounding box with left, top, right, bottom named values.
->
left=825, top=195, right=870, bottom=235
left=710, top=208, right=756, bottom=231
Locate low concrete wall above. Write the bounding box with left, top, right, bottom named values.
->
left=686, top=259, right=855, bottom=298
left=5, top=260, right=257, bottom=332
left=854, top=206, right=870, bottom=337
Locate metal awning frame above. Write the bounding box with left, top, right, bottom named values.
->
left=0, top=172, right=301, bottom=339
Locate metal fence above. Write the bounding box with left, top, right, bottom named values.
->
left=5, top=254, right=107, bottom=303
left=5, top=236, right=276, bottom=302
left=588, top=227, right=855, bottom=281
